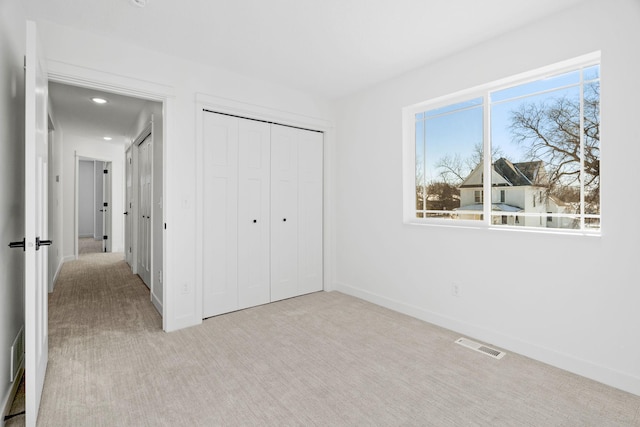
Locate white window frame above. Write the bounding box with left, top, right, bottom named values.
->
left=402, top=52, right=601, bottom=236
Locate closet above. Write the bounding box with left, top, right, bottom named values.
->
left=202, top=111, right=323, bottom=318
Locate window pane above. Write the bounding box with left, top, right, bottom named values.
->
left=416, top=101, right=483, bottom=220
left=489, top=67, right=599, bottom=230
left=415, top=120, right=425, bottom=217
left=583, top=79, right=600, bottom=220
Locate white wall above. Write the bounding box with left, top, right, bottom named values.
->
left=332, top=0, right=640, bottom=396
left=35, top=19, right=333, bottom=331
left=61, top=136, right=125, bottom=258
left=0, top=0, right=26, bottom=413
left=78, top=160, right=95, bottom=237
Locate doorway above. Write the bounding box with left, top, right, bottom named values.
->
left=77, top=158, right=112, bottom=255
left=47, top=69, right=170, bottom=329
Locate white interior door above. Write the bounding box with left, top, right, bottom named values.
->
left=202, top=112, right=239, bottom=317
left=125, top=148, right=133, bottom=266
left=24, top=20, right=49, bottom=427
left=93, top=162, right=103, bottom=242
left=237, top=119, right=271, bottom=309
left=102, top=162, right=112, bottom=252
left=137, top=136, right=152, bottom=287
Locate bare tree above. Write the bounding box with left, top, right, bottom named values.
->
left=509, top=81, right=600, bottom=212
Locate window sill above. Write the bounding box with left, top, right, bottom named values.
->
left=404, top=219, right=601, bottom=237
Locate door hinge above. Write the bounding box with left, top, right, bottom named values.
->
left=103, top=202, right=108, bottom=207
left=104, top=169, right=108, bottom=174
left=103, top=235, right=108, bottom=240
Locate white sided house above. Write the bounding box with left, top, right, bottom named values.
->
left=456, top=158, right=568, bottom=228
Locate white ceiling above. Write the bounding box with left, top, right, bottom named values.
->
left=49, top=82, right=154, bottom=145
left=38, top=0, right=588, bottom=144
left=28, top=0, right=588, bottom=101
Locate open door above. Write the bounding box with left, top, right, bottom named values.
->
left=24, top=20, right=49, bottom=427
left=102, top=162, right=112, bottom=253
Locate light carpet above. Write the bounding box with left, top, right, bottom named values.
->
left=35, top=253, right=640, bottom=426
left=78, top=237, right=103, bottom=255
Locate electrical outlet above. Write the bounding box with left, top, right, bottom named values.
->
left=452, top=283, right=461, bottom=297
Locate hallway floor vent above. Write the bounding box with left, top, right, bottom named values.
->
left=455, top=337, right=505, bottom=360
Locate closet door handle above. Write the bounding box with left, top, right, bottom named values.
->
left=253, top=219, right=257, bottom=223
left=282, top=218, right=287, bottom=222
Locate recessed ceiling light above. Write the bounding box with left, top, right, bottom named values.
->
left=91, top=97, right=108, bottom=104
left=130, top=0, right=147, bottom=7
left=103, top=136, right=113, bottom=141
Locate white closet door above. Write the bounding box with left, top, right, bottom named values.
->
left=137, top=137, right=152, bottom=288
left=237, top=119, right=271, bottom=309
left=270, top=125, right=299, bottom=302
left=271, top=125, right=323, bottom=301
left=125, top=148, right=133, bottom=267
left=297, top=130, right=323, bottom=295
left=202, top=113, right=239, bottom=317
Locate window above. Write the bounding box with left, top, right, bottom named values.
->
left=474, top=191, right=483, bottom=204
left=407, top=54, right=600, bottom=234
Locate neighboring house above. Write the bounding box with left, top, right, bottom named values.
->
left=455, top=158, right=570, bottom=228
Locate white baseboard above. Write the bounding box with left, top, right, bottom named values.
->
left=333, top=281, right=640, bottom=397
left=151, top=292, right=162, bottom=316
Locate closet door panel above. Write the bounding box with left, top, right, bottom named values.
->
left=202, top=113, right=239, bottom=317
left=297, top=130, right=323, bottom=295
left=238, top=119, right=271, bottom=309
left=270, top=125, right=299, bottom=302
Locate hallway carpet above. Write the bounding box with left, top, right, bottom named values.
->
left=78, top=237, right=103, bottom=254
left=36, top=253, right=640, bottom=426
